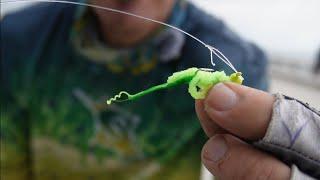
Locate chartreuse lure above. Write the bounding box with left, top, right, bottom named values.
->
left=107, top=68, right=244, bottom=105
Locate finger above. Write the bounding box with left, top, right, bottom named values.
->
left=195, top=100, right=226, bottom=137
left=204, top=83, right=275, bottom=140
left=202, top=134, right=291, bottom=180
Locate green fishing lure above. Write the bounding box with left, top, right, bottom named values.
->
left=107, top=68, right=244, bottom=105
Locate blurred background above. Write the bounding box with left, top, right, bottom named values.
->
left=2, top=0, right=319, bottom=108
left=1, top=1, right=319, bottom=180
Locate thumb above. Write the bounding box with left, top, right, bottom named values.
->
left=202, top=134, right=290, bottom=179
left=203, top=83, right=275, bottom=140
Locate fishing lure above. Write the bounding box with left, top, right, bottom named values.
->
left=107, top=68, right=244, bottom=105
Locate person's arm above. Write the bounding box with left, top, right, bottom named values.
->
left=195, top=83, right=319, bottom=179
left=1, top=17, right=32, bottom=180
left=253, top=94, right=320, bottom=179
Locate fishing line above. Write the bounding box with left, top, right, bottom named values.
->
left=1, top=0, right=238, bottom=72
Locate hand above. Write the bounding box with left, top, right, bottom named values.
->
left=195, top=83, right=291, bottom=180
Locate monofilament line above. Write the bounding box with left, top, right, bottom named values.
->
left=205, top=45, right=238, bottom=72
left=1, top=0, right=238, bottom=72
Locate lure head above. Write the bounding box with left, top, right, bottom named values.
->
left=230, top=72, right=244, bottom=85
left=188, top=70, right=231, bottom=99
left=188, top=70, right=217, bottom=99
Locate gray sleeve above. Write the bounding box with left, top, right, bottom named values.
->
left=291, top=165, right=316, bottom=180
left=253, top=94, right=320, bottom=179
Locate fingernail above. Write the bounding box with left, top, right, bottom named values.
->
left=204, top=136, right=228, bottom=162
left=205, top=83, right=238, bottom=111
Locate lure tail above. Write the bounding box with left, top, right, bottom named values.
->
left=106, top=68, right=199, bottom=105
left=107, top=83, right=169, bottom=105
